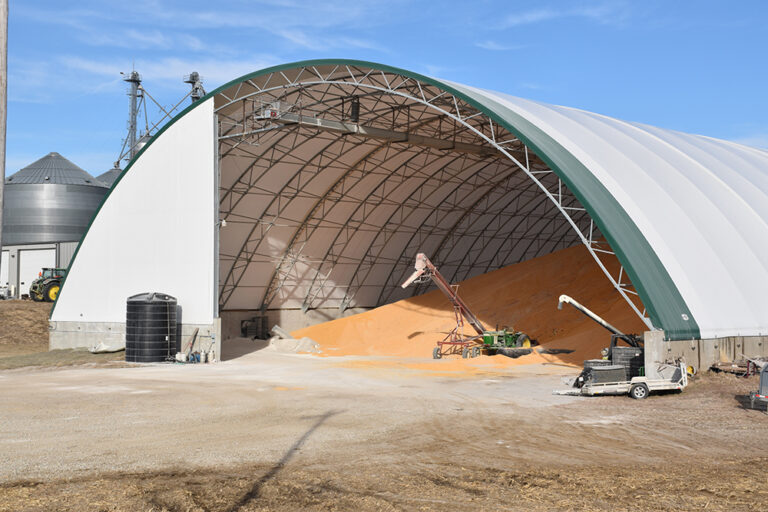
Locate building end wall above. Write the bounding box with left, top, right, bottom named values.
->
left=644, top=330, right=768, bottom=374
left=49, top=320, right=221, bottom=360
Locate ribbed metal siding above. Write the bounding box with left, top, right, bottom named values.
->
left=57, top=242, right=79, bottom=268
left=1, top=184, right=108, bottom=245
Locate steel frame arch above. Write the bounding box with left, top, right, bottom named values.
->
left=212, top=64, right=653, bottom=328
left=257, top=117, right=461, bottom=312
left=376, top=166, right=547, bottom=304
left=218, top=82, right=455, bottom=309
left=308, top=151, right=496, bottom=312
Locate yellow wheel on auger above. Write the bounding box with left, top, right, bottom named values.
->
left=45, top=283, right=60, bottom=302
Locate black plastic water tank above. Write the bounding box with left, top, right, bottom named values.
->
left=125, top=292, right=177, bottom=363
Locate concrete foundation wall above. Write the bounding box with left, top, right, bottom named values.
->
left=220, top=307, right=370, bottom=341
left=644, top=331, right=768, bottom=374
left=49, top=319, right=222, bottom=360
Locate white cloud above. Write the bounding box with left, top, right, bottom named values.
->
left=731, top=133, right=768, bottom=150
left=501, top=1, right=631, bottom=28
left=275, top=29, right=385, bottom=52
left=503, top=9, right=559, bottom=27
left=60, top=55, right=281, bottom=90
left=474, top=41, right=525, bottom=51
left=517, top=82, right=544, bottom=91
left=7, top=59, right=58, bottom=103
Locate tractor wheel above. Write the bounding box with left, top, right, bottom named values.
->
left=44, top=282, right=60, bottom=302
left=471, top=346, right=480, bottom=358
left=432, top=347, right=442, bottom=359
left=629, top=383, right=649, bottom=400
left=30, top=292, right=42, bottom=302
left=462, top=347, right=469, bottom=359
left=517, top=334, right=531, bottom=348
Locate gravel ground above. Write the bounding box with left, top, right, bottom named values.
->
left=1, top=341, right=768, bottom=510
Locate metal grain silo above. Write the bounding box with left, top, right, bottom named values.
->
left=2, top=152, right=109, bottom=246
left=96, top=164, right=122, bottom=188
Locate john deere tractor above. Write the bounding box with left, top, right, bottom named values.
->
left=29, top=268, right=66, bottom=302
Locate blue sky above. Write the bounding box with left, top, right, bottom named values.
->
left=6, top=0, right=768, bottom=175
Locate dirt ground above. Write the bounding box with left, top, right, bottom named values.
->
left=0, top=300, right=51, bottom=354
left=0, top=300, right=124, bottom=369
left=2, top=341, right=768, bottom=511
left=2, top=302, right=768, bottom=511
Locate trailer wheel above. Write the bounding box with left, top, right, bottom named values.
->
left=471, top=346, right=480, bottom=358
left=462, top=347, right=469, bottom=358
left=432, top=347, right=442, bottom=359
left=629, top=383, right=649, bottom=400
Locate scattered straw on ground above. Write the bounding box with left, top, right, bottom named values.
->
left=1, top=458, right=765, bottom=511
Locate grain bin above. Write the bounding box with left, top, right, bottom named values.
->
left=2, top=152, right=108, bottom=246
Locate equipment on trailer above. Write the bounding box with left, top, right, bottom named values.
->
left=29, top=268, right=66, bottom=302
left=555, top=361, right=688, bottom=399
left=558, top=293, right=644, bottom=385
left=557, top=294, right=643, bottom=355
left=554, top=294, right=689, bottom=399
left=401, top=253, right=532, bottom=359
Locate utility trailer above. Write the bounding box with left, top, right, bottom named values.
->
left=556, top=362, right=688, bottom=399
left=400, top=253, right=533, bottom=359
left=554, top=294, right=689, bottom=399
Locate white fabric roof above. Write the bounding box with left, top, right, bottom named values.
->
left=52, top=60, right=768, bottom=341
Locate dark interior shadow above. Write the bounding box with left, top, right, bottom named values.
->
left=226, top=410, right=341, bottom=512
left=221, top=338, right=270, bottom=361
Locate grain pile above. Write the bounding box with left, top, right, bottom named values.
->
left=293, top=245, right=647, bottom=365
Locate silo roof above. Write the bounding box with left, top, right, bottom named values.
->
left=96, top=166, right=123, bottom=187
left=5, top=152, right=105, bottom=187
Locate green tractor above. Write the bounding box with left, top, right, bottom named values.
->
left=29, top=268, right=66, bottom=302
left=481, top=328, right=533, bottom=355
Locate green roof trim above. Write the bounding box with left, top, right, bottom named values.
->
left=53, top=58, right=700, bottom=340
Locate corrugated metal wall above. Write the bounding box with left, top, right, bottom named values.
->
left=1, top=184, right=107, bottom=246
left=57, top=242, right=79, bottom=268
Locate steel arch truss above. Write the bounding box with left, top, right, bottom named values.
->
left=213, top=63, right=653, bottom=329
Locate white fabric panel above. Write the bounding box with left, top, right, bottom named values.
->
left=460, top=85, right=768, bottom=337
left=52, top=99, right=215, bottom=324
